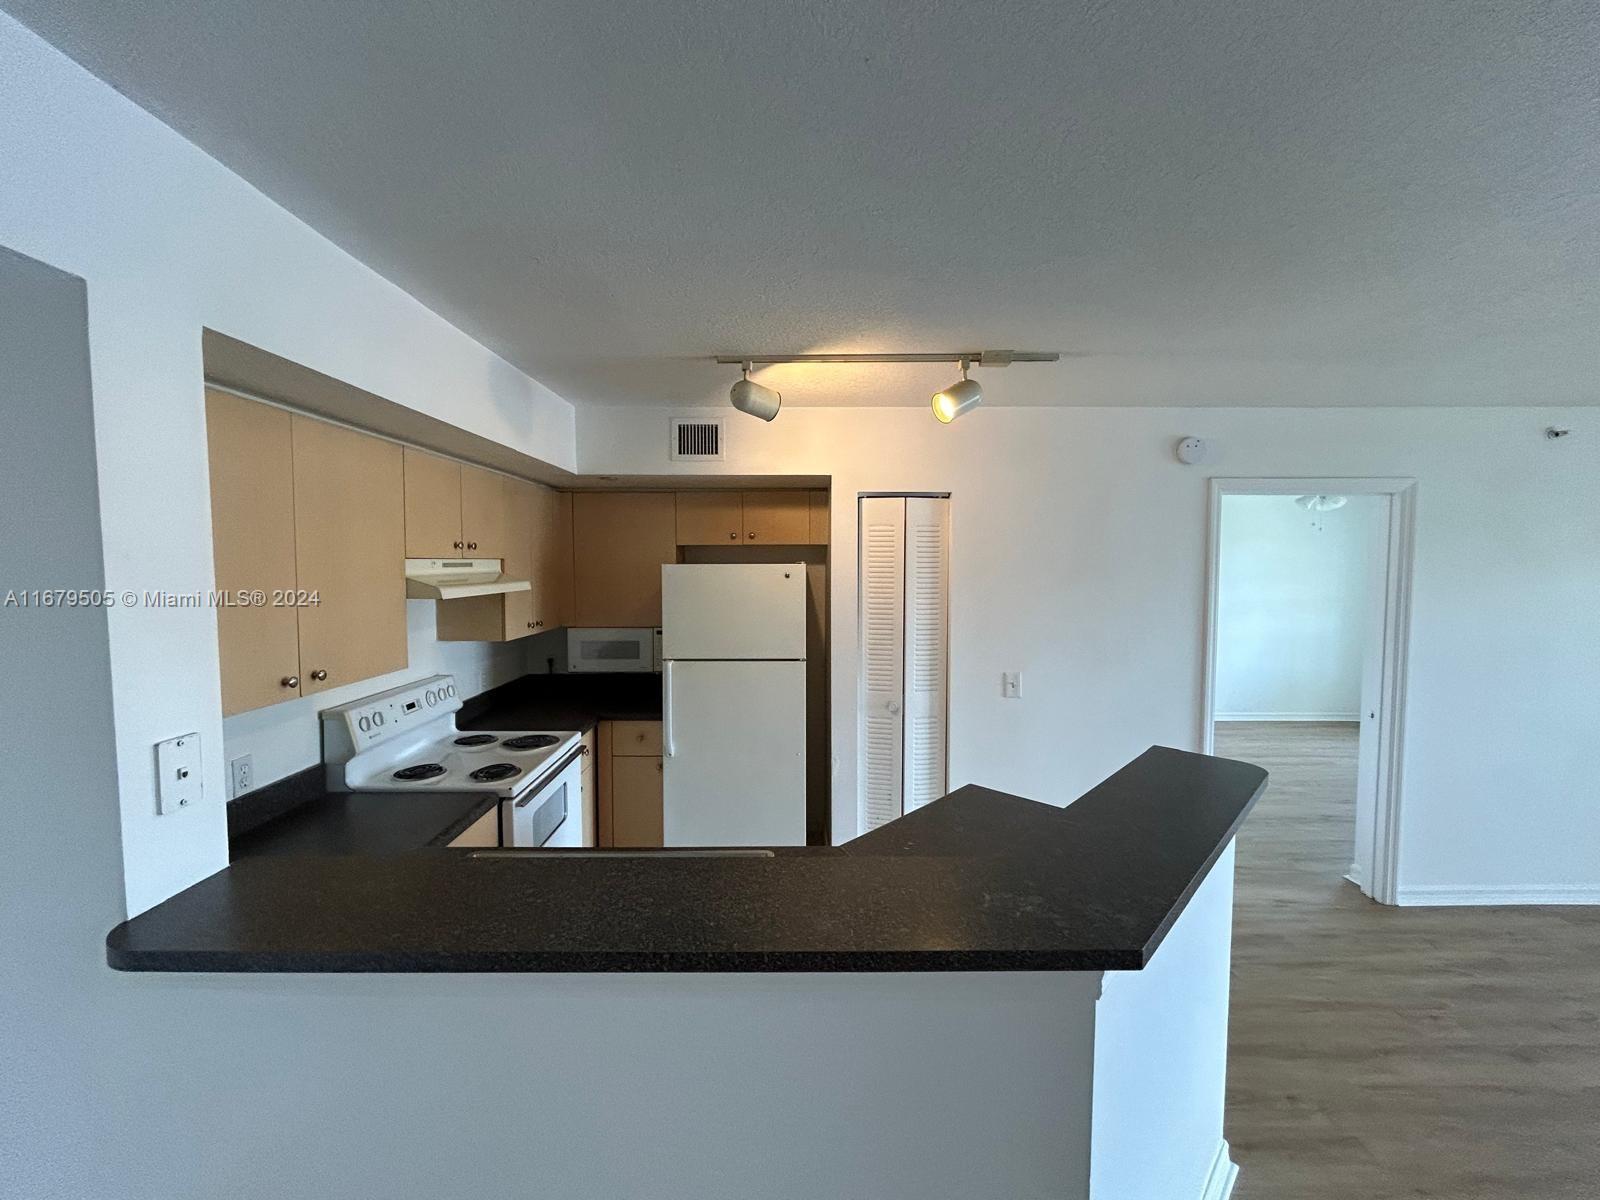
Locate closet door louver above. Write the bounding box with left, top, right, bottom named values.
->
left=859, top=497, right=906, bottom=831
left=901, top=497, right=949, bottom=812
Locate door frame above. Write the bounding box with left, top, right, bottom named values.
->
left=1201, top=477, right=1418, bottom=906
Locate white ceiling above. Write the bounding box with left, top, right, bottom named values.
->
left=7, top=0, right=1597, bottom=408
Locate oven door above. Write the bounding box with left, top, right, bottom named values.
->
left=566, top=627, right=657, bottom=673
left=500, top=755, right=582, bottom=848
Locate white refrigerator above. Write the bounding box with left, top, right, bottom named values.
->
left=660, top=563, right=807, bottom=846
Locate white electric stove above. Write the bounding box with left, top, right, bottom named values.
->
left=319, top=674, right=585, bottom=846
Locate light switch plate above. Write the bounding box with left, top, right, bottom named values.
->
left=1002, top=671, right=1021, bottom=699
left=156, top=733, right=202, bottom=815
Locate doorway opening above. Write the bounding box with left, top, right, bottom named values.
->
left=1203, top=479, right=1415, bottom=905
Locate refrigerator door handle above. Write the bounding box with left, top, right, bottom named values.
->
left=663, top=660, right=676, bottom=757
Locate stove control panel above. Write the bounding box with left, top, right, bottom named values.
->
left=319, top=673, right=462, bottom=759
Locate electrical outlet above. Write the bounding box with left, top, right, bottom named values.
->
left=1002, top=671, right=1021, bottom=699
left=230, top=754, right=254, bottom=798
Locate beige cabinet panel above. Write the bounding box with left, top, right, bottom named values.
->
left=676, top=491, right=743, bottom=545
left=741, top=490, right=811, bottom=544
left=291, top=416, right=407, bottom=695
left=460, top=463, right=510, bottom=559
left=548, top=490, right=574, bottom=627
left=446, top=806, right=500, bottom=848
left=205, top=390, right=302, bottom=716
left=808, top=490, right=830, bottom=544
left=403, top=448, right=463, bottom=557
left=610, top=755, right=664, bottom=847
left=571, top=492, right=676, bottom=626
left=527, top=482, right=571, bottom=631
left=610, top=720, right=663, bottom=756
left=435, top=477, right=544, bottom=642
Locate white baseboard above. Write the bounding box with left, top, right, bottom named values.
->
left=1200, top=1139, right=1239, bottom=1200
left=1396, top=884, right=1600, bottom=907
left=1344, top=862, right=1365, bottom=889
left=1214, top=712, right=1359, bottom=723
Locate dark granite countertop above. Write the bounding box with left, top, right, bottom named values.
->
left=231, top=787, right=497, bottom=858
left=226, top=673, right=659, bottom=860
left=112, top=746, right=1265, bottom=973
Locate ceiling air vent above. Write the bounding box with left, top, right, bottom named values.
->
left=670, top=418, right=724, bottom=461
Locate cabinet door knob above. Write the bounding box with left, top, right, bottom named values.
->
left=728, top=531, right=737, bottom=540
left=747, top=531, right=757, bottom=539
left=527, top=621, right=536, bottom=629
left=310, top=669, right=328, bottom=682
left=453, top=540, right=464, bottom=550
left=281, top=675, right=299, bottom=689
left=467, top=541, right=477, bottom=550
left=578, top=745, right=590, bottom=756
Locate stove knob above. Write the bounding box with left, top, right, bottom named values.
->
left=425, top=689, right=436, bottom=706
left=358, top=715, right=372, bottom=733
left=372, top=711, right=385, bottom=727
left=446, top=685, right=456, bottom=698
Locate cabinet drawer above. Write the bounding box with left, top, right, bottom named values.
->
left=609, top=720, right=662, bottom=756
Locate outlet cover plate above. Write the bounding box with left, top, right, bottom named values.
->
left=157, top=733, right=202, bottom=815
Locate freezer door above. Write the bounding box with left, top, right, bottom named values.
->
left=661, top=563, right=807, bottom=660
left=662, top=659, right=806, bottom=846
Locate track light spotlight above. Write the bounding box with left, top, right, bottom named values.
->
left=729, top=362, right=781, bottom=421
left=931, top=360, right=982, bottom=423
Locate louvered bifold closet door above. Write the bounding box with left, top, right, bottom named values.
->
left=859, top=497, right=906, bottom=831
left=901, top=497, right=949, bottom=812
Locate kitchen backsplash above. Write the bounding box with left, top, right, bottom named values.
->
left=221, top=600, right=537, bottom=792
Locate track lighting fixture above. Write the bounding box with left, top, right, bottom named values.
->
left=713, top=350, right=1059, bottom=423
left=728, top=361, right=781, bottom=422
left=931, top=359, right=982, bottom=424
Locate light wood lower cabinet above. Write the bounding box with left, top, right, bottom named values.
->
left=597, top=719, right=664, bottom=847
left=571, top=493, right=676, bottom=626
left=446, top=805, right=501, bottom=848
left=206, top=391, right=407, bottom=713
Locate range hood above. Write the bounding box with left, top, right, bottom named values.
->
left=404, top=558, right=532, bottom=601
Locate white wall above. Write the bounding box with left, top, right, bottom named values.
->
left=1092, top=844, right=1236, bottom=1199
left=0, top=12, right=575, bottom=914
left=578, top=402, right=1600, bottom=896
left=1214, top=494, right=1385, bottom=721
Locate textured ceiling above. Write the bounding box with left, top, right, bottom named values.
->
left=6, top=0, right=1597, bottom=408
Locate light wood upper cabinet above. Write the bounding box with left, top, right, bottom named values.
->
left=676, top=491, right=743, bottom=545
left=205, top=390, right=303, bottom=716
left=741, top=490, right=812, bottom=544
left=500, top=477, right=536, bottom=637
left=808, top=490, right=829, bottom=544
left=529, top=484, right=573, bottom=630
left=291, top=415, right=407, bottom=696
left=571, top=492, right=676, bottom=626
left=403, top=448, right=464, bottom=557
left=460, top=463, right=510, bottom=559
left=673, top=489, right=828, bottom=546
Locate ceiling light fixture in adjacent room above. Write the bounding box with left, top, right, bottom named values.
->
left=713, top=350, right=1060, bottom=422
left=1294, top=494, right=1348, bottom=511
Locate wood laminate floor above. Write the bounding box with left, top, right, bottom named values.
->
left=1216, top=721, right=1600, bottom=1200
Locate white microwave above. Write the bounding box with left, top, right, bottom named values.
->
left=566, top=627, right=662, bottom=673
